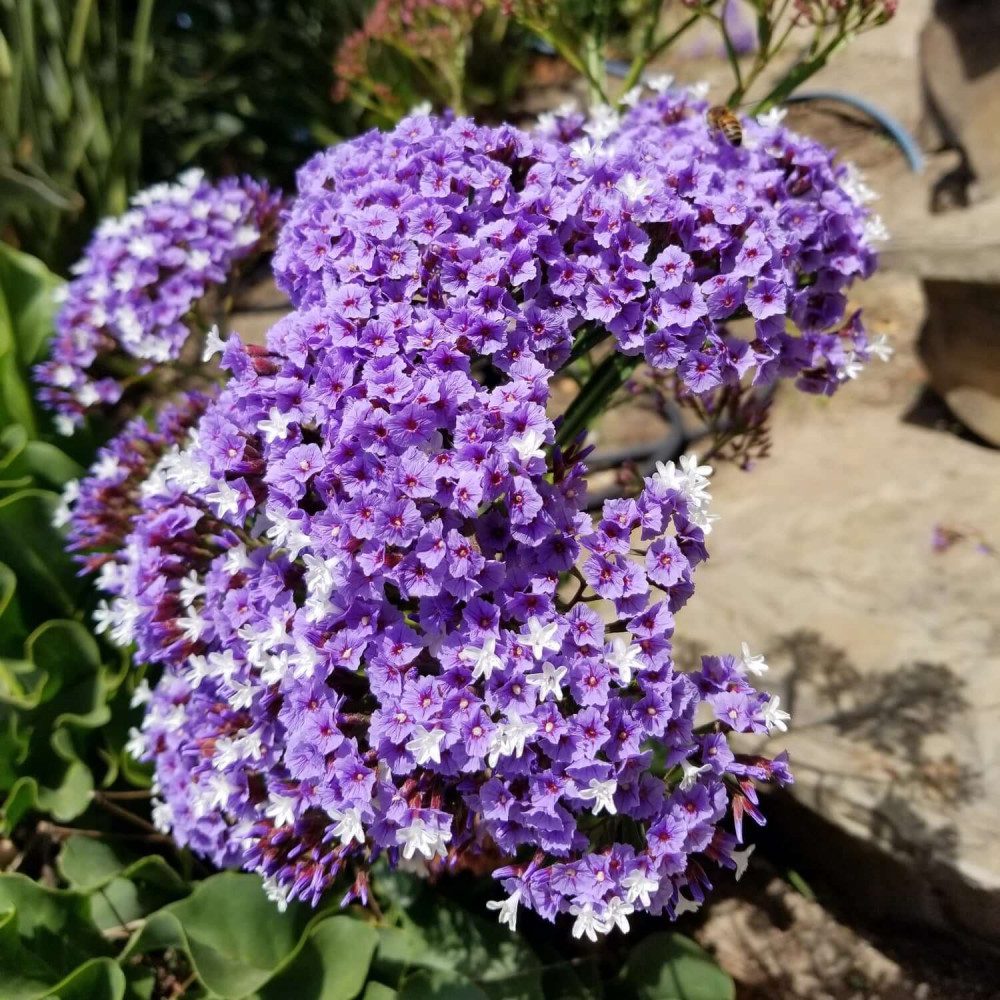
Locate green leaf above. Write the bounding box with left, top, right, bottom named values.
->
left=43, top=957, right=125, bottom=1000
left=361, top=986, right=398, bottom=1000
left=621, top=932, right=735, bottom=1000
left=0, top=491, right=80, bottom=617
left=255, top=916, right=379, bottom=1000
left=398, top=971, right=488, bottom=1000
left=125, top=872, right=343, bottom=999
left=0, top=872, right=111, bottom=1000
left=0, top=242, right=61, bottom=369
left=373, top=885, right=543, bottom=1000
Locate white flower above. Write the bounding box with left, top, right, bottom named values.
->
left=510, top=429, right=547, bottom=463
left=679, top=758, right=712, bottom=791
left=571, top=902, right=611, bottom=941
left=259, top=406, right=296, bottom=443
left=620, top=85, right=643, bottom=108
left=396, top=818, right=450, bottom=860
left=674, top=892, right=702, bottom=916
left=525, top=662, right=567, bottom=701
left=330, top=806, right=366, bottom=846
left=179, top=571, right=207, bottom=608
left=763, top=695, right=791, bottom=734
left=206, top=479, right=242, bottom=519
left=54, top=414, right=76, bottom=437
left=265, top=792, right=298, bottom=828
left=653, top=454, right=713, bottom=510
left=578, top=777, right=617, bottom=815
left=756, top=106, right=787, bottom=128
left=485, top=888, right=521, bottom=932
left=622, top=869, right=659, bottom=908
left=405, top=725, right=446, bottom=766
left=486, top=712, right=537, bottom=767
left=733, top=843, right=755, bottom=881
left=409, top=100, right=432, bottom=116
left=839, top=351, right=864, bottom=381
left=617, top=173, right=651, bottom=204
left=583, top=103, right=620, bottom=142
left=863, top=214, right=889, bottom=245
left=645, top=72, right=675, bottom=94
left=605, top=637, right=642, bottom=685
left=262, top=875, right=291, bottom=913
left=461, top=634, right=504, bottom=681
left=605, top=896, right=635, bottom=934
left=740, top=642, right=769, bottom=677
left=130, top=679, right=152, bottom=708
left=688, top=80, right=711, bottom=100
left=201, top=324, right=226, bottom=362
left=868, top=334, right=894, bottom=362
left=523, top=616, right=561, bottom=659
left=52, top=479, right=79, bottom=529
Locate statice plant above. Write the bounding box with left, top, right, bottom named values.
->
left=54, top=90, right=885, bottom=937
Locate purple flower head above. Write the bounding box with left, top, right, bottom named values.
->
left=36, top=171, right=282, bottom=432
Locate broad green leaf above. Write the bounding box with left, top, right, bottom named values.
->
left=0, top=242, right=61, bottom=369
left=373, top=887, right=543, bottom=1000
left=0, top=491, right=80, bottom=616
left=58, top=836, right=187, bottom=930
left=22, top=441, right=82, bottom=489
left=621, top=932, right=735, bottom=1000
left=45, top=957, right=126, bottom=1000
left=398, top=971, right=488, bottom=1000
left=361, top=986, right=398, bottom=1000
left=0, top=873, right=110, bottom=999
left=125, top=871, right=317, bottom=998
left=255, top=916, right=379, bottom=1000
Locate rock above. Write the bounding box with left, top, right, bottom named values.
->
left=918, top=279, right=1000, bottom=445
left=675, top=361, right=1000, bottom=945
left=920, top=0, right=1000, bottom=209
left=696, top=877, right=920, bottom=1000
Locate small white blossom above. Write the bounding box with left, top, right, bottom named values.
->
left=525, top=662, right=567, bottom=701
left=733, top=843, right=756, bottom=881
left=679, top=758, right=712, bottom=791
left=259, top=406, right=296, bottom=443
left=523, top=616, right=561, bottom=659
left=740, top=642, right=769, bottom=677
left=405, top=725, right=446, bottom=766
left=571, top=902, right=611, bottom=941
left=485, top=888, right=521, bottom=932
left=201, top=324, right=226, bottom=362
left=763, top=695, right=791, bottom=734
left=462, top=634, right=504, bottom=681
left=510, top=429, right=547, bottom=463
left=605, top=638, right=642, bottom=685
left=622, top=869, right=659, bottom=908
left=578, top=777, right=618, bottom=816
left=645, top=72, right=675, bottom=94
left=330, top=806, right=366, bottom=846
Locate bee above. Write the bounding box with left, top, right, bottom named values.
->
left=707, top=105, right=743, bottom=147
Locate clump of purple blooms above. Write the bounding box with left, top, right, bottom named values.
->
left=59, top=92, right=887, bottom=935
left=55, top=391, right=210, bottom=580
left=36, top=171, right=281, bottom=434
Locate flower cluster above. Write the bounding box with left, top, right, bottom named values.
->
left=537, top=87, right=887, bottom=395
left=77, top=112, right=803, bottom=936
left=56, top=391, right=210, bottom=578
left=36, top=171, right=281, bottom=433
left=278, top=91, right=884, bottom=407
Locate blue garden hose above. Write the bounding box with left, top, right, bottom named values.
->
left=529, top=39, right=924, bottom=174
left=784, top=90, right=925, bottom=173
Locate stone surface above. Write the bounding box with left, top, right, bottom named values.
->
left=920, top=0, right=1000, bottom=209
left=696, top=877, right=919, bottom=1000
left=673, top=274, right=1000, bottom=944
left=919, top=279, right=1000, bottom=444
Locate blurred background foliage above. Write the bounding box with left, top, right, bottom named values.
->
left=0, top=0, right=369, bottom=272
